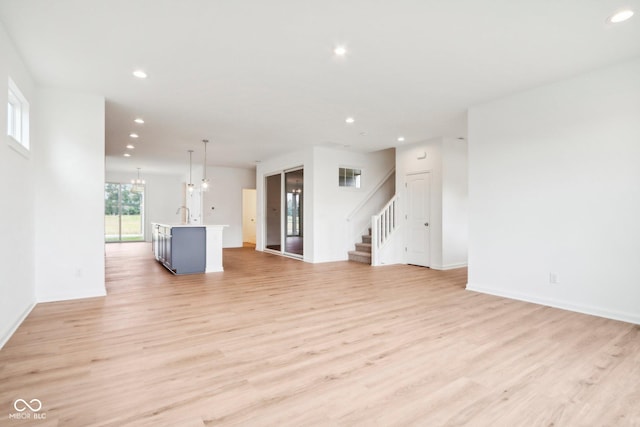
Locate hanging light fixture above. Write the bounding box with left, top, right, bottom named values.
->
left=187, top=150, right=195, bottom=193
left=201, top=139, right=210, bottom=191
left=131, top=167, right=145, bottom=193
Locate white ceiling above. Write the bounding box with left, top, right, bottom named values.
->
left=1, top=0, right=639, bottom=175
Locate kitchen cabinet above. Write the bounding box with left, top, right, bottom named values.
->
left=152, top=224, right=206, bottom=274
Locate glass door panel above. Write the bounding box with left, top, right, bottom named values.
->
left=284, top=169, right=303, bottom=256
left=105, top=182, right=144, bottom=242
left=104, top=183, right=120, bottom=242
left=265, top=174, right=282, bottom=252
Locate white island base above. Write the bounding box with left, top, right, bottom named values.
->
left=204, top=225, right=227, bottom=272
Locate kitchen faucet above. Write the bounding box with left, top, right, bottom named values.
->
left=176, top=206, right=190, bottom=224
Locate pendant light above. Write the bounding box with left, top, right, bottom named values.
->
left=201, top=139, right=210, bottom=191
left=187, top=150, right=195, bottom=193
left=131, top=168, right=145, bottom=193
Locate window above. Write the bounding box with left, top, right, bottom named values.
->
left=339, top=167, right=361, bottom=188
left=104, top=183, right=145, bottom=242
left=7, top=77, right=30, bottom=154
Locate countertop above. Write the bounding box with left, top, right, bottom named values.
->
left=152, top=223, right=229, bottom=228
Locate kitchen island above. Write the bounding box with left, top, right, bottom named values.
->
left=152, top=223, right=228, bottom=274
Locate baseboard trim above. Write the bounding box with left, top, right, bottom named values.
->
left=466, top=283, right=640, bottom=325
left=431, top=263, right=468, bottom=271
left=37, top=289, right=107, bottom=303
left=0, top=301, right=36, bottom=350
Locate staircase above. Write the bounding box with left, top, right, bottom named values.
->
left=348, top=195, right=399, bottom=266
left=348, top=229, right=372, bottom=264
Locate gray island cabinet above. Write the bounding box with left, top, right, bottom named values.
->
left=152, top=224, right=206, bottom=274
left=152, top=223, right=228, bottom=274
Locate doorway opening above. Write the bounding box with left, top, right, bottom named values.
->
left=242, top=188, right=257, bottom=247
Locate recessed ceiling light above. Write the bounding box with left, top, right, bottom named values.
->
left=608, top=9, right=634, bottom=23
left=123, top=153, right=131, bottom=157
left=134, top=118, right=144, bottom=124
left=132, top=70, right=147, bottom=79
left=129, top=133, right=139, bottom=138
left=334, top=45, right=347, bottom=56
left=397, top=136, right=405, bottom=142
left=345, top=117, right=355, bottom=124
left=126, top=144, right=135, bottom=149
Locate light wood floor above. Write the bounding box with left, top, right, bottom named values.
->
left=1, top=244, right=639, bottom=426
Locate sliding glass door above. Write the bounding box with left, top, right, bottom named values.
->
left=264, top=167, right=303, bottom=258
left=104, top=182, right=144, bottom=242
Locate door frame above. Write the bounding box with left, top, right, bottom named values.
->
left=263, top=172, right=283, bottom=256
left=262, top=166, right=304, bottom=260
left=283, top=167, right=303, bottom=258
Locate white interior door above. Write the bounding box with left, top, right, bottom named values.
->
left=242, top=188, right=257, bottom=244
left=406, top=172, right=430, bottom=267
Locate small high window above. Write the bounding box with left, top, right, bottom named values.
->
left=7, top=77, right=30, bottom=155
left=339, top=167, right=361, bottom=188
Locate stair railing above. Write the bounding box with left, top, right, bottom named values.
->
left=371, top=195, right=398, bottom=266
left=346, top=166, right=395, bottom=254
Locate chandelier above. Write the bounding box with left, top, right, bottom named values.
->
left=131, top=168, right=145, bottom=193
left=187, top=150, right=195, bottom=193
left=201, top=139, right=210, bottom=191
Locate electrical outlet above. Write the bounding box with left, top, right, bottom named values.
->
left=549, top=272, right=559, bottom=284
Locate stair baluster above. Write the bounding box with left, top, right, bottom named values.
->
left=348, top=195, right=398, bottom=265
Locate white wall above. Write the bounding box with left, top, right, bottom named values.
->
left=201, top=166, right=256, bottom=248
left=255, top=146, right=395, bottom=263
left=105, top=171, right=184, bottom=242
left=110, top=166, right=255, bottom=248
left=34, top=89, right=106, bottom=302
left=396, top=137, right=468, bottom=270
left=147, top=174, right=186, bottom=238
left=396, top=138, right=442, bottom=267
left=0, top=21, right=37, bottom=347
left=467, top=58, right=640, bottom=324
left=442, top=137, right=468, bottom=268
left=351, top=174, right=395, bottom=257
left=256, top=147, right=314, bottom=261
left=314, top=147, right=395, bottom=263
left=396, top=138, right=444, bottom=267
